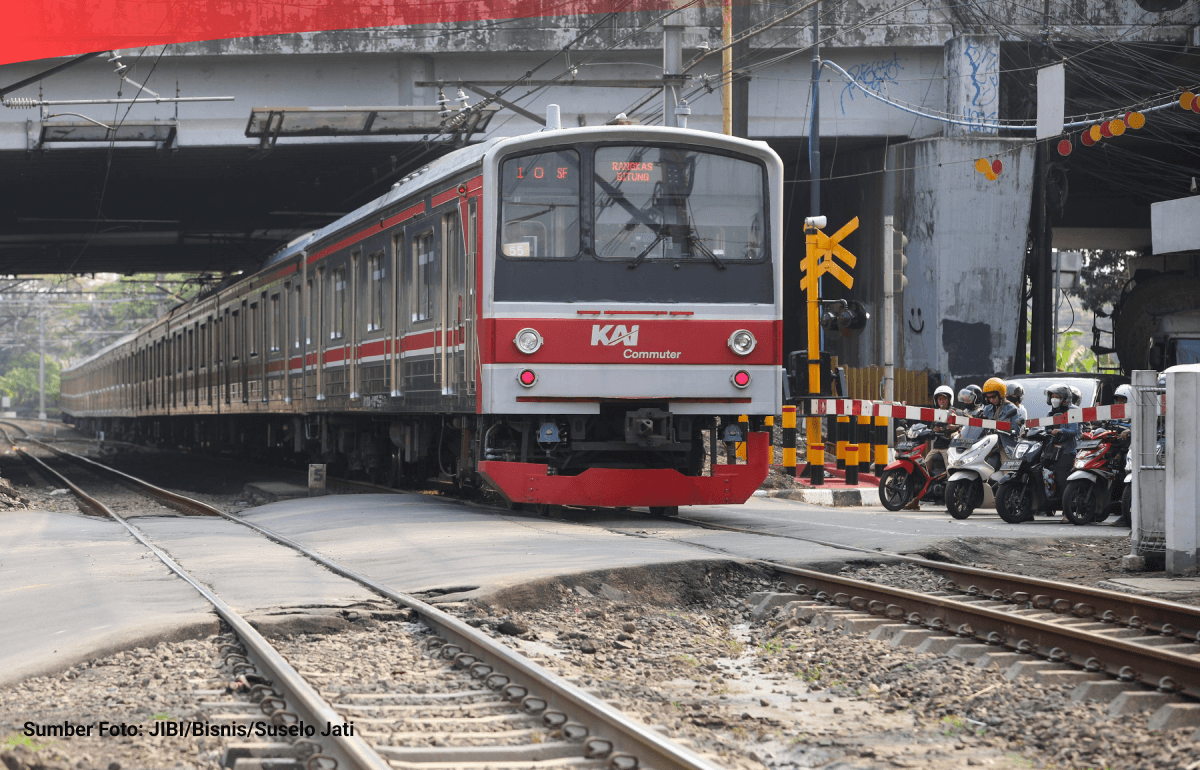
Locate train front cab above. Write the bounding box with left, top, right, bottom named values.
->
left=473, top=127, right=783, bottom=509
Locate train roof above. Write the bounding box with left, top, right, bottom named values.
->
left=263, top=137, right=504, bottom=269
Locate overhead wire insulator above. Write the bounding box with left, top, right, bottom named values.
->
left=2, top=98, right=39, bottom=109
left=456, top=88, right=469, bottom=111
left=436, top=88, right=450, bottom=119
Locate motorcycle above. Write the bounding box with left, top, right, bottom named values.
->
left=944, top=425, right=1015, bottom=519
left=1120, top=451, right=1132, bottom=522
left=877, top=424, right=947, bottom=511
left=992, top=429, right=1072, bottom=524
left=1063, top=425, right=1130, bottom=525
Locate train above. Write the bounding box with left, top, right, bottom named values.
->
left=62, top=121, right=784, bottom=511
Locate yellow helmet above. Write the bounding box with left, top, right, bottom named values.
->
left=982, top=377, right=1007, bottom=399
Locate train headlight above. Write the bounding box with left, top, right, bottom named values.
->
left=514, top=328, right=543, bottom=355
left=728, top=329, right=756, bottom=356
left=518, top=369, right=538, bottom=388
left=731, top=370, right=751, bottom=389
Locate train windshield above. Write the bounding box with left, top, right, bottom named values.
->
left=496, top=143, right=773, bottom=304
left=593, top=146, right=763, bottom=265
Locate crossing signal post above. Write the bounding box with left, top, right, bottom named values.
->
left=800, top=215, right=860, bottom=484
left=893, top=228, right=909, bottom=293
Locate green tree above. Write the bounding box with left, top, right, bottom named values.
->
left=0, top=351, right=61, bottom=414
left=1067, top=250, right=1130, bottom=314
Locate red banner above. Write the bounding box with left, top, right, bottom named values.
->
left=2, top=0, right=676, bottom=67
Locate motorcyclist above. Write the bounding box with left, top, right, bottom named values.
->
left=926, top=384, right=958, bottom=476
left=980, top=378, right=1019, bottom=436
left=1006, top=381, right=1027, bottom=436
left=1044, top=382, right=1081, bottom=503
left=1111, top=383, right=1134, bottom=440
left=957, top=384, right=984, bottom=417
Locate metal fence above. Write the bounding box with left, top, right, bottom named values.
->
left=842, top=366, right=932, bottom=405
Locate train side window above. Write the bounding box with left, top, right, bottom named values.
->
left=292, top=284, right=301, bottom=349
left=250, top=302, right=259, bottom=357
left=368, top=251, right=384, bottom=331
left=307, top=279, right=316, bottom=345
left=270, top=294, right=281, bottom=352
left=231, top=310, right=240, bottom=361
left=413, top=230, right=437, bottom=322
left=332, top=267, right=347, bottom=339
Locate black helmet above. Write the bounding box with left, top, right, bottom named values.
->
left=958, top=384, right=983, bottom=406
left=1006, top=382, right=1024, bottom=404
left=1069, top=385, right=1082, bottom=406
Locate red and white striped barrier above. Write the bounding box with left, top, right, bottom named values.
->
left=807, top=398, right=1014, bottom=432
left=1024, top=403, right=1128, bottom=428
left=807, top=398, right=1151, bottom=431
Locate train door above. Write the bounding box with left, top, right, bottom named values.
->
left=465, top=198, right=477, bottom=396
left=365, top=249, right=386, bottom=399
left=416, top=226, right=439, bottom=394
left=441, top=209, right=460, bottom=397
left=348, top=253, right=360, bottom=400
left=390, top=231, right=405, bottom=397
left=314, top=268, right=326, bottom=401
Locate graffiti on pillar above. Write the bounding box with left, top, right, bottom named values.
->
left=839, top=53, right=905, bottom=115
left=956, top=38, right=998, bottom=132
left=907, top=307, right=925, bottom=334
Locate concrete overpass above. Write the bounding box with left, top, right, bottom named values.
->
left=0, top=0, right=1196, bottom=383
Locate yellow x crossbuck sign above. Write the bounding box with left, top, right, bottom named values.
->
left=801, top=216, right=859, bottom=293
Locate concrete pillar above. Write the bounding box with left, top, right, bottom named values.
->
left=944, top=35, right=1000, bottom=136
left=1165, top=364, right=1200, bottom=575
left=885, top=138, right=1036, bottom=384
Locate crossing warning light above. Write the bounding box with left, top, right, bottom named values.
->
left=893, top=229, right=908, bottom=293
left=819, top=299, right=870, bottom=335
left=1181, top=92, right=1195, bottom=111
left=1058, top=139, right=1072, bottom=156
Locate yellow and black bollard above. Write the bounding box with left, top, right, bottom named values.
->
left=835, top=415, right=849, bottom=470
left=874, top=415, right=889, bottom=471
left=845, top=417, right=859, bottom=485
left=736, top=414, right=749, bottom=461
left=782, top=406, right=797, bottom=476
left=857, top=414, right=872, bottom=476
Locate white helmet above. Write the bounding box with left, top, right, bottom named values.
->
left=933, top=385, right=954, bottom=407
left=1114, top=384, right=1134, bottom=403
left=1069, top=385, right=1082, bottom=406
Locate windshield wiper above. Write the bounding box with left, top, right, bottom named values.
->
left=687, top=232, right=726, bottom=270
left=626, top=232, right=666, bottom=270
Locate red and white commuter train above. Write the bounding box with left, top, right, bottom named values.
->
left=62, top=124, right=783, bottom=510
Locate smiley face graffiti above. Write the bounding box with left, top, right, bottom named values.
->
left=908, top=307, right=925, bottom=333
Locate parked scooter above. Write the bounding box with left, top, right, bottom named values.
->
left=944, top=426, right=1015, bottom=519
left=877, top=424, right=947, bottom=511
left=1063, top=425, right=1130, bottom=525
left=993, top=429, right=1073, bottom=524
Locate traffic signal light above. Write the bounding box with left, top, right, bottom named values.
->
left=893, top=229, right=908, bottom=293
left=819, top=299, right=870, bottom=335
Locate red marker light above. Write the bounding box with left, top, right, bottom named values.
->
left=518, top=369, right=537, bottom=387
left=991, top=159, right=1003, bottom=175
left=732, top=370, right=751, bottom=389
left=1057, top=139, right=1072, bottom=156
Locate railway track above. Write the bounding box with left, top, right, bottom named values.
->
left=5, top=426, right=723, bottom=770
left=11, top=422, right=1200, bottom=750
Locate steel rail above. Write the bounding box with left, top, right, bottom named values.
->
left=10, top=442, right=390, bottom=770
left=766, top=563, right=1200, bottom=700
left=665, top=512, right=1200, bottom=642
left=19, top=433, right=722, bottom=770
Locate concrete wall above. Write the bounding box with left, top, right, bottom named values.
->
left=886, top=137, right=1036, bottom=390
